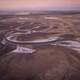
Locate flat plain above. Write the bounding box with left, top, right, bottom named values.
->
left=0, top=13, right=80, bottom=80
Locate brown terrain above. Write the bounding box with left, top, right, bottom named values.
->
left=0, top=13, right=80, bottom=80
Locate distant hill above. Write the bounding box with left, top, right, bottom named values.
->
left=0, top=10, right=80, bottom=15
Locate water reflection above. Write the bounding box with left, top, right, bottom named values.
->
left=10, top=46, right=36, bottom=54
left=54, top=40, right=80, bottom=53
left=0, top=19, right=78, bottom=55
left=5, top=31, right=59, bottom=54
left=6, top=32, right=58, bottom=44
left=15, top=22, right=53, bottom=33
left=5, top=29, right=80, bottom=54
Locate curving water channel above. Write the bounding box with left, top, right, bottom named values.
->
left=15, top=22, right=53, bottom=33
left=2, top=16, right=80, bottom=54
left=52, top=40, right=80, bottom=53
left=5, top=30, right=80, bottom=54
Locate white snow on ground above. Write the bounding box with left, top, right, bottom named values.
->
left=6, top=33, right=58, bottom=43
left=57, top=40, right=80, bottom=48
left=44, top=17, right=59, bottom=20
left=10, top=46, right=36, bottom=54
left=26, top=37, right=58, bottom=43
left=54, top=40, right=80, bottom=53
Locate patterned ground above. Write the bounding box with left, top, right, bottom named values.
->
left=0, top=14, right=80, bottom=80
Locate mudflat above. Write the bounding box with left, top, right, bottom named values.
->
left=0, top=13, right=80, bottom=80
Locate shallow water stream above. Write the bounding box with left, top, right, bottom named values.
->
left=5, top=31, right=80, bottom=54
